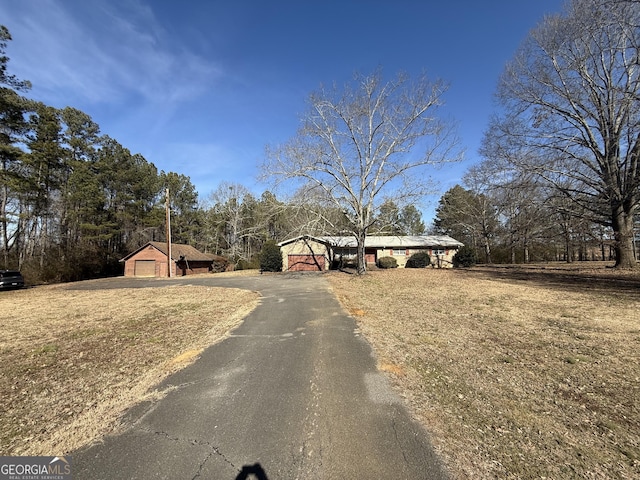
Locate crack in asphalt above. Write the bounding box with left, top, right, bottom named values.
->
left=294, top=338, right=329, bottom=480
left=141, top=427, right=238, bottom=479
left=191, top=450, right=214, bottom=480
left=392, top=417, right=410, bottom=466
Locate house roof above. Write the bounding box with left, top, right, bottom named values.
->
left=277, top=235, right=334, bottom=247
left=278, top=234, right=463, bottom=248
left=121, top=242, right=217, bottom=262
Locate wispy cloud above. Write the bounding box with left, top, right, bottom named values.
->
left=0, top=0, right=222, bottom=107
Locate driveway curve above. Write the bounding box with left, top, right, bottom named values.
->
left=73, top=273, right=449, bottom=479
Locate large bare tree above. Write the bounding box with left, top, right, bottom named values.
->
left=483, top=0, right=640, bottom=268
left=263, top=70, right=462, bottom=273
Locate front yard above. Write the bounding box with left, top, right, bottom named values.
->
left=327, top=265, right=640, bottom=479
left=2, top=265, right=638, bottom=479
left=0, top=280, right=259, bottom=456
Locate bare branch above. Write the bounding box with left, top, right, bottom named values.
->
left=262, top=70, right=462, bottom=273
left=485, top=0, right=640, bottom=267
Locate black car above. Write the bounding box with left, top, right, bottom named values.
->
left=0, top=270, right=24, bottom=289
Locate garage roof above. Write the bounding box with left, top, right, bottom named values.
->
left=120, top=242, right=217, bottom=262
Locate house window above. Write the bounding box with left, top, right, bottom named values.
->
left=392, top=249, right=406, bottom=256
left=432, top=248, right=445, bottom=256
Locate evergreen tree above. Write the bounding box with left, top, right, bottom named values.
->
left=259, top=240, right=283, bottom=272
left=399, top=205, right=426, bottom=235
left=373, top=200, right=403, bottom=235
left=0, top=26, right=30, bottom=268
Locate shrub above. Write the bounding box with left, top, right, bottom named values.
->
left=259, top=241, right=283, bottom=272
left=406, top=252, right=431, bottom=268
left=453, top=245, right=477, bottom=268
left=236, top=257, right=259, bottom=271
left=377, top=256, right=398, bottom=269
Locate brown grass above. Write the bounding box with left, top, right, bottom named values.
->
left=3, top=264, right=639, bottom=478
left=0, top=279, right=259, bottom=455
left=327, top=264, right=640, bottom=479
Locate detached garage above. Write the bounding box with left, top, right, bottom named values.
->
left=121, top=242, right=222, bottom=277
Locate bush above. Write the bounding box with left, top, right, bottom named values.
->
left=377, top=256, right=398, bottom=269
left=453, top=246, right=477, bottom=268
left=236, top=257, right=259, bottom=271
left=406, top=252, right=431, bottom=268
left=259, top=241, right=283, bottom=272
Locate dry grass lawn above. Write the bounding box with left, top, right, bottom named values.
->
left=327, top=264, right=640, bottom=479
left=3, top=265, right=639, bottom=479
left=0, top=278, right=259, bottom=456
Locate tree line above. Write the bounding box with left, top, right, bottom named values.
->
left=434, top=0, right=640, bottom=267
left=261, top=0, right=640, bottom=271
left=0, top=26, right=206, bottom=282
left=4, top=0, right=639, bottom=280
left=432, top=179, right=616, bottom=265
left=476, top=0, right=640, bottom=268
left=1, top=23, right=437, bottom=282
left=1, top=23, right=428, bottom=283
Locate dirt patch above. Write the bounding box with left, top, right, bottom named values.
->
left=327, top=264, right=640, bottom=479
left=0, top=281, right=259, bottom=455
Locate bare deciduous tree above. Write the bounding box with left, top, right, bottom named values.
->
left=483, top=0, right=640, bottom=268
left=263, top=70, right=462, bottom=273
left=282, top=185, right=352, bottom=239
left=461, top=164, right=502, bottom=263
left=207, top=182, right=252, bottom=262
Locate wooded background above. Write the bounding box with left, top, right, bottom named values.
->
left=3, top=0, right=640, bottom=284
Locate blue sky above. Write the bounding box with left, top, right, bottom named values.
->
left=1, top=0, right=563, bottom=221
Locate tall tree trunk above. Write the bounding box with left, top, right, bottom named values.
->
left=484, top=239, right=492, bottom=264
left=481, top=219, right=492, bottom=264
left=0, top=183, right=8, bottom=269
left=612, top=204, right=637, bottom=268
left=564, top=229, right=572, bottom=263
left=356, top=229, right=367, bottom=274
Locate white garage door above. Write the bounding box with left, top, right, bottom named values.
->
left=134, top=260, right=156, bottom=277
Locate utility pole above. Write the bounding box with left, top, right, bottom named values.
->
left=165, top=187, right=172, bottom=277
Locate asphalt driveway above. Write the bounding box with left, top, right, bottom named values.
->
left=72, top=273, right=449, bottom=479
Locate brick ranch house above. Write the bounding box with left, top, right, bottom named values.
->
left=121, top=242, right=224, bottom=277
left=278, top=235, right=464, bottom=271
